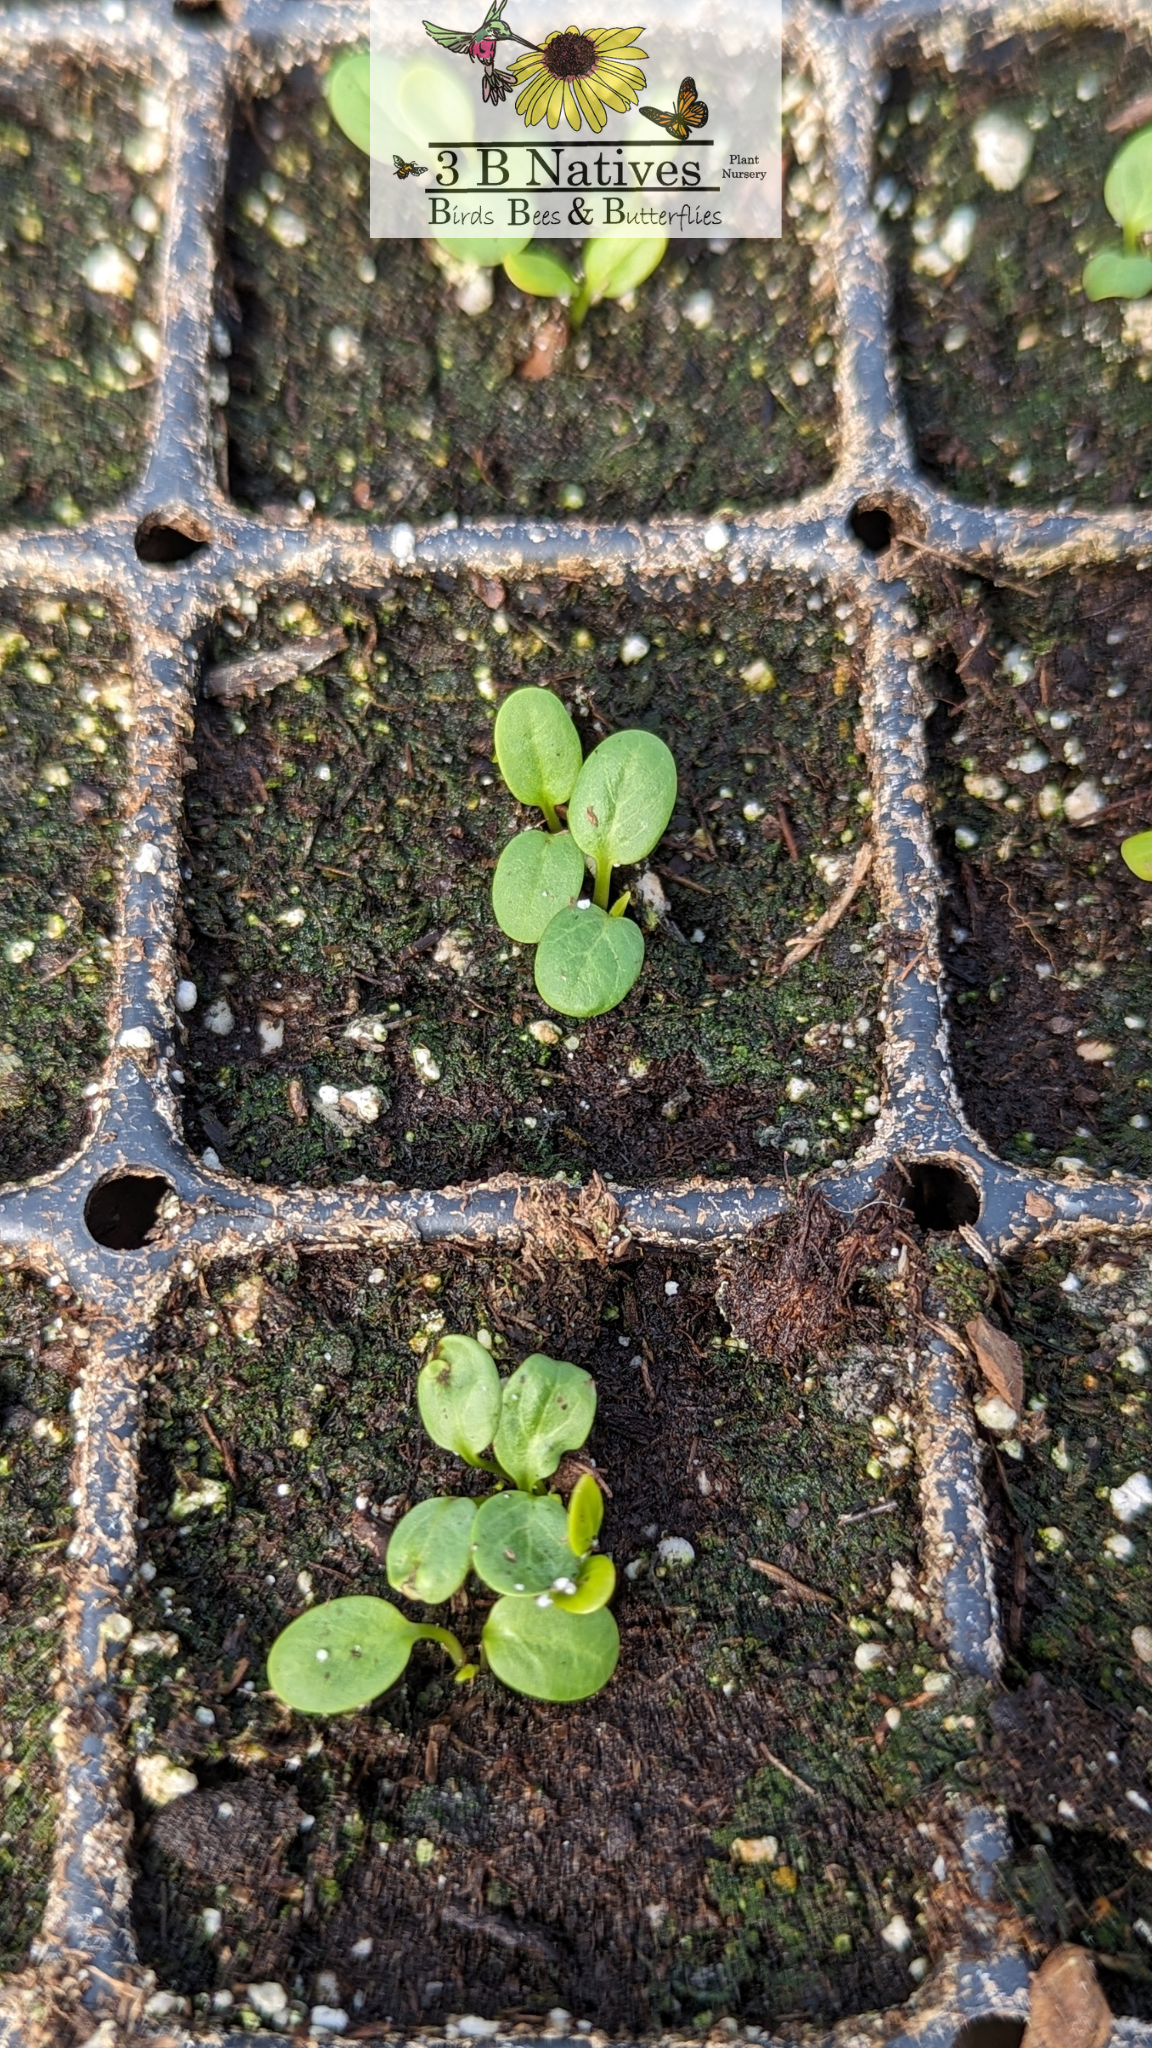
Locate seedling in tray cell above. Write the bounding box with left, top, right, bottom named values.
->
left=324, top=47, right=668, bottom=328
left=267, top=1335, right=618, bottom=1712
left=490, top=685, right=677, bottom=1016
left=1082, top=125, right=1152, bottom=302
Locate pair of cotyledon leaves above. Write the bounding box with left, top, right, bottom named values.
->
left=491, top=688, right=677, bottom=1017
left=1084, top=126, right=1152, bottom=301
left=267, top=1339, right=618, bottom=1710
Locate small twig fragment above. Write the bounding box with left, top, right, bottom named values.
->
left=837, top=1499, right=897, bottom=1526
left=771, top=840, right=873, bottom=978
left=747, top=1558, right=836, bottom=1605
left=759, top=1747, right=820, bottom=1800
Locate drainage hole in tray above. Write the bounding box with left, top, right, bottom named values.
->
left=899, top=1158, right=981, bottom=1232
left=84, top=1170, right=174, bottom=1250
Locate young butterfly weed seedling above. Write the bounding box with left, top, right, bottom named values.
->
left=490, top=685, right=677, bottom=1017
left=1083, top=125, right=1152, bottom=302
left=267, top=1335, right=617, bottom=1715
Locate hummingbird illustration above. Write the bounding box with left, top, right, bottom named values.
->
left=423, top=0, right=537, bottom=105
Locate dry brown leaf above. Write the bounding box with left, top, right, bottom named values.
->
left=1022, top=1944, right=1112, bottom=2048
left=965, top=1312, right=1024, bottom=1414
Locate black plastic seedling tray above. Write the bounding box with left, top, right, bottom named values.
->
left=2, top=0, right=1152, bottom=2042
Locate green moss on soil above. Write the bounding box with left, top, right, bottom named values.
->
left=220, top=69, right=834, bottom=524
left=180, top=577, right=880, bottom=1189
left=919, top=566, right=1152, bottom=1178
left=0, top=597, right=130, bottom=1183
left=0, top=1264, right=78, bottom=1972
left=884, top=30, right=1152, bottom=507
left=0, top=64, right=163, bottom=525
left=127, top=1247, right=975, bottom=2032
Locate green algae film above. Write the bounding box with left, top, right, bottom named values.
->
left=179, top=578, right=880, bottom=1190
left=0, top=598, right=129, bottom=1183
left=884, top=31, right=1152, bottom=509
left=0, top=1266, right=78, bottom=1971
left=220, top=70, right=834, bottom=525
left=921, top=565, right=1152, bottom=1181
left=0, top=65, right=164, bottom=527
left=126, top=1249, right=967, bottom=2032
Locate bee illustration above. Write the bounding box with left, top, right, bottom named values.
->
left=393, top=153, right=430, bottom=179
left=639, top=76, right=708, bottom=142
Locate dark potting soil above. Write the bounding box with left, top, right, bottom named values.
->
left=218, top=67, right=835, bottom=526
left=0, top=596, right=130, bottom=1184
left=0, top=1264, right=80, bottom=1972
left=0, top=62, right=163, bottom=526
left=930, top=1242, right=1152, bottom=2017
left=883, top=30, right=1152, bottom=508
left=178, top=576, right=882, bottom=1191
left=126, top=1241, right=980, bottom=2035
left=917, top=563, right=1152, bottom=1179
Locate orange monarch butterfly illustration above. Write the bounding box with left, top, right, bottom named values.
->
left=639, top=75, right=708, bottom=141
left=393, top=153, right=430, bottom=178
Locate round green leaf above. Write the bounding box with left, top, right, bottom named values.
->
left=471, top=1490, right=578, bottom=1594
left=494, top=688, right=583, bottom=813
left=267, top=1596, right=420, bottom=1714
left=492, top=829, right=585, bottom=943
left=492, top=1353, right=596, bottom=1491
left=438, top=234, right=531, bottom=263
left=1105, top=127, right=1152, bottom=234
left=326, top=48, right=372, bottom=156
left=482, top=1597, right=619, bottom=1701
left=582, top=233, right=668, bottom=304
left=534, top=902, right=644, bottom=1018
left=568, top=729, right=677, bottom=870
left=386, top=1496, right=477, bottom=1603
left=552, top=1553, right=615, bottom=1613
left=1083, top=247, right=1152, bottom=301
left=417, top=1335, right=501, bottom=1463
left=503, top=245, right=578, bottom=298
left=566, top=1470, right=603, bottom=1554
left=1121, top=829, right=1152, bottom=881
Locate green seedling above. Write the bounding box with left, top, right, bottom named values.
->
left=568, top=235, right=668, bottom=329
left=1083, top=125, right=1152, bottom=301
left=267, top=1338, right=617, bottom=1712
left=1121, top=829, right=1152, bottom=881
left=324, top=56, right=667, bottom=320
left=490, top=686, right=677, bottom=1017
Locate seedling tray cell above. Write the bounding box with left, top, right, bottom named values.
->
left=221, top=71, right=836, bottom=527
left=179, top=577, right=880, bottom=1191
left=0, top=594, right=130, bottom=1182
left=934, top=1238, right=1152, bottom=2023
left=0, top=1267, right=79, bottom=1977
left=885, top=28, right=1152, bottom=511
left=126, top=1247, right=965, bottom=2038
left=0, top=60, right=163, bottom=528
left=921, top=563, right=1152, bottom=1182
